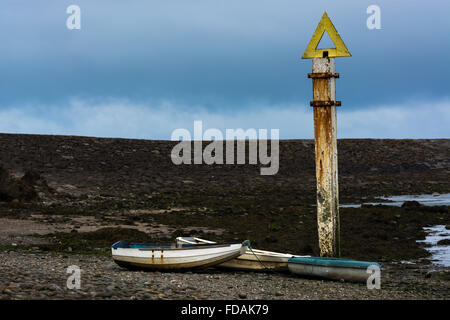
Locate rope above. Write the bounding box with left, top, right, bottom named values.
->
left=247, top=244, right=272, bottom=272
left=245, top=243, right=294, bottom=277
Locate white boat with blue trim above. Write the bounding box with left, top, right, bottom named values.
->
left=112, top=240, right=249, bottom=271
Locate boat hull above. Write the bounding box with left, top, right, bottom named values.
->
left=217, top=252, right=290, bottom=271
left=175, top=237, right=293, bottom=271
left=288, top=257, right=380, bottom=282
left=112, top=243, right=245, bottom=271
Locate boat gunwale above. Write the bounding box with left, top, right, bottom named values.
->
left=136, top=243, right=235, bottom=251
left=176, top=237, right=294, bottom=257
left=288, top=257, right=380, bottom=270
left=243, top=250, right=294, bottom=258
left=112, top=241, right=241, bottom=251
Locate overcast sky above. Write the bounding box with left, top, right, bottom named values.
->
left=0, top=0, right=449, bottom=139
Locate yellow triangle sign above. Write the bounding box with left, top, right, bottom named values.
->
left=302, top=12, right=351, bottom=59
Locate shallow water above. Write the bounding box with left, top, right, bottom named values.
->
left=340, top=193, right=450, bottom=208
left=416, top=225, right=450, bottom=267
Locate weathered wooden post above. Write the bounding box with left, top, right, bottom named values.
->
left=302, top=12, right=351, bottom=257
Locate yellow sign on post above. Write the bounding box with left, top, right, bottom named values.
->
left=302, top=12, right=351, bottom=59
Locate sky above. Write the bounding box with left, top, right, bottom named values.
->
left=0, top=0, right=449, bottom=139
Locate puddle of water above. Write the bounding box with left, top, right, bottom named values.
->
left=339, top=195, right=450, bottom=267
left=339, top=204, right=361, bottom=208
left=417, top=225, right=450, bottom=267
left=378, top=193, right=450, bottom=206
left=340, top=193, right=450, bottom=208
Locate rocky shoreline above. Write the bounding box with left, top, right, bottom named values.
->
left=1, top=251, right=449, bottom=300
left=0, top=134, right=448, bottom=300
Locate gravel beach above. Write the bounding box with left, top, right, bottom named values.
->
left=0, top=251, right=448, bottom=300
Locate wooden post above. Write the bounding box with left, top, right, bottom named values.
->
left=310, top=57, right=340, bottom=257
left=302, top=12, right=350, bottom=257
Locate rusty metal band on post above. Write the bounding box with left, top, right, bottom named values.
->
left=308, top=72, right=340, bottom=79
left=310, top=101, right=341, bottom=107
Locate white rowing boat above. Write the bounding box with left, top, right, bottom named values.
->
left=176, top=237, right=297, bottom=271
left=111, top=240, right=248, bottom=271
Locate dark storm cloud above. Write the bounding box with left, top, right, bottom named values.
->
left=1, top=0, right=449, bottom=109
left=0, top=0, right=449, bottom=138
